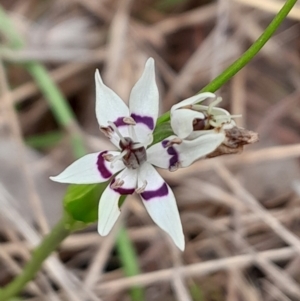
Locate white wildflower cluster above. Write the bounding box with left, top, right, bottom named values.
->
left=51, top=58, right=256, bottom=250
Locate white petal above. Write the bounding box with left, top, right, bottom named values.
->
left=170, top=108, right=205, bottom=139
left=195, top=105, right=231, bottom=118
left=146, top=142, right=171, bottom=169
left=98, top=168, right=138, bottom=236
left=50, top=151, right=125, bottom=184
left=148, top=133, right=225, bottom=169
left=95, top=70, right=129, bottom=127
left=138, top=163, right=185, bottom=250
left=174, top=133, right=225, bottom=168
left=211, top=107, right=231, bottom=116
left=129, top=58, right=159, bottom=144
left=97, top=185, right=121, bottom=236
left=171, top=92, right=216, bottom=112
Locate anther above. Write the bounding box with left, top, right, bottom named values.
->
left=165, top=137, right=182, bottom=147
left=169, top=162, right=181, bottom=172
left=111, top=178, right=124, bottom=189
left=180, top=104, right=193, bottom=110
left=208, top=97, right=222, bottom=114
left=100, top=126, right=113, bottom=138
left=135, top=180, right=147, bottom=194
left=108, top=121, right=126, bottom=144
left=123, top=117, right=136, bottom=125
left=102, top=153, right=114, bottom=162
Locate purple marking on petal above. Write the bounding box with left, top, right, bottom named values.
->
left=167, top=146, right=179, bottom=168
left=113, top=117, right=127, bottom=127
left=110, top=179, right=135, bottom=195
left=141, top=182, right=168, bottom=201
left=161, top=140, right=179, bottom=169
left=131, top=113, right=154, bottom=130
left=97, top=151, right=112, bottom=179
left=162, top=140, right=169, bottom=148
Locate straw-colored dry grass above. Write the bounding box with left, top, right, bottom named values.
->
left=1, top=0, right=300, bottom=300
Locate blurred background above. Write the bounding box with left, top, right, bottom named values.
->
left=0, top=0, right=300, bottom=300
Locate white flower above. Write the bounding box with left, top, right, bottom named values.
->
left=50, top=58, right=224, bottom=251
left=170, top=93, right=239, bottom=140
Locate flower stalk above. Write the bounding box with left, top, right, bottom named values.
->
left=156, top=0, right=298, bottom=125
left=0, top=4, right=143, bottom=300
left=0, top=215, right=71, bottom=301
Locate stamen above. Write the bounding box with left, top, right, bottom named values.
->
left=165, top=137, right=182, bottom=147
left=192, top=104, right=209, bottom=111
left=100, top=126, right=113, bottom=138
left=213, top=114, right=242, bottom=121
left=169, top=162, right=181, bottom=172
left=180, top=104, right=193, bottom=110
left=107, top=150, right=128, bottom=168
left=132, top=137, right=151, bottom=149
left=102, top=153, right=114, bottom=162
left=209, top=120, right=220, bottom=128
left=111, top=150, right=128, bottom=164
left=132, top=143, right=144, bottom=149
left=135, top=180, right=147, bottom=194
left=208, top=97, right=222, bottom=115
left=209, top=114, right=242, bottom=128
left=123, top=117, right=136, bottom=125
left=108, top=121, right=126, bottom=144
left=229, top=114, right=242, bottom=119
left=129, top=124, right=138, bottom=142
left=111, top=178, right=124, bottom=189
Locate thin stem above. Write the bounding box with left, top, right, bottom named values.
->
left=0, top=6, right=144, bottom=300
left=0, top=216, right=71, bottom=301
left=24, top=62, right=86, bottom=158
left=156, top=0, right=297, bottom=125
left=0, top=5, right=85, bottom=158
left=0, top=0, right=296, bottom=299
left=201, top=0, right=297, bottom=93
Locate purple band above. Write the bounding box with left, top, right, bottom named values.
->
left=131, top=113, right=154, bottom=130
left=97, top=151, right=112, bottom=179
left=141, top=183, right=168, bottom=201
left=167, top=146, right=179, bottom=169
left=113, top=117, right=127, bottom=127
left=162, top=140, right=179, bottom=169
left=162, top=140, right=169, bottom=148
left=110, top=178, right=135, bottom=195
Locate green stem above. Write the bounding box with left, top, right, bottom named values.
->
left=117, top=227, right=144, bottom=301
left=24, top=62, right=86, bottom=158
left=0, top=6, right=143, bottom=300
left=0, top=0, right=296, bottom=299
left=201, top=0, right=297, bottom=92
left=0, top=216, right=71, bottom=301
left=157, top=0, right=297, bottom=125
left=0, top=5, right=85, bottom=158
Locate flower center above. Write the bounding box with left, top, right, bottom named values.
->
left=106, top=121, right=147, bottom=169
left=119, top=137, right=147, bottom=169
left=192, top=97, right=242, bottom=130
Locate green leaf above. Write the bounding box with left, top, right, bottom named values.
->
left=63, top=182, right=108, bottom=224
left=152, top=121, right=174, bottom=145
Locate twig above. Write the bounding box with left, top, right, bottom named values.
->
left=96, top=247, right=295, bottom=294
left=233, top=0, right=300, bottom=21
left=214, top=163, right=300, bottom=253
